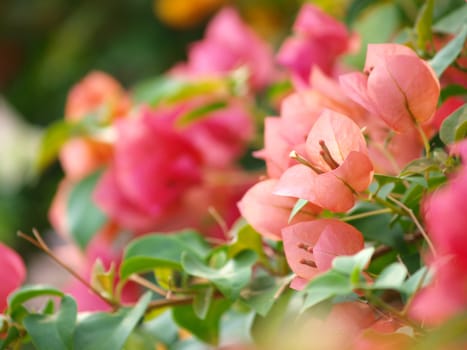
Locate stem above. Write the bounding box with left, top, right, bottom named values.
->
left=18, top=230, right=120, bottom=310
left=341, top=208, right=392, bottom=222
left=415, top=122, right=430, bottom=158
left=129, top=274, right=168, bottom=297
left=386, top=195, right=436, bottom=257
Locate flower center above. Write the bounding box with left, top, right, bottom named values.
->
left=289, top=140, right=340, bottom=174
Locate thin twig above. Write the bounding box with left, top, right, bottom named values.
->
left=341, top=208, right=392, bottom=222
left=386, top=195, right=436, bottom=257
left=129, top=274, right=168, bottom=297
left=18, top=230, right=120, bottom=310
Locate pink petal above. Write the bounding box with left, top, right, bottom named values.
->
left=367, top=55, right=440, bottom=132
left=238, top=179, right=319, bottom=240
left=306, top=110, right=368, bottom=171
left=332, top=151, right=374, bottom=192
left=0, top=243, right=26, bottom=311
left=312, top=221, right=364, bottom=271
left=282, top=220, right=328, bottom=280
left=364, top=44, right=417, bottom=73
left=339, top=72, right=381, bottom=117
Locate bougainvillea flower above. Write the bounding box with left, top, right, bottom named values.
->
left=65, top=71, right=130, bottom=121
left=275, top=110, right=373, bottom=212
left=277, top=4, right=352, bottom=87
left=282, top=219, right=364, bottom=287
left=0, top=243, right=26, bottom=311
left=340, top=44, right=440, bottom=132
left=180, top=7, right=275, bottom=90
left=237, top=179, right=320, bottom=240
left=94, top=107, right=203, bottom=231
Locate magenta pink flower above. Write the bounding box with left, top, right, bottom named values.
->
left=410, top=157, right=467, bottom=324
left=0, top=243, right=26, bottom=311
left=282, top=219, right=364, bottom=289
left=277, top=4, right=353, bottom=88
left=340, top=44, right=440, bottom=132
left=180, top=7, right=275, bottom=90
left=94, top=106, right=203, bottom=232
left=275, top=110, right=373, bottom=212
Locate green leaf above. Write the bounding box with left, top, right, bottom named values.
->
left=193, top=286, right=214, bottom=320
left=241, top=274, right=294, bottom=317
left=372, top=263, right=408, bottom=290
left=0, top=326, right=19, bottom=350
left=302, top=271, right=354, bottom=312
left=332, top=247, right=375, bottom=278
left=182, top=250, right=257, bottom=300
left=414, top=0, right=434, bottom=51
left=36, top=121, right=75, bottom=171
left=7, top=285, right=64, bottom=314
left=288, top=199, right=309, bottom=223
left=429, top=25, right=467, bottom=77
left=433, top=3, right=467, bottom=34
left=228, top=223, right=268, bottom=265
left=439, top=104, right=467, bottom=145
left=400, top=157, right=443, bottom=177
left=68, top=169, right=107, bottom=249
left=73, top=292, right=151, bottom=350
left=400, top=266, right=433, bottom=296
left=120, top=230, right=210, bottom=280
left=172, top=299, right=231, bottom=345
left=176, top=100, right=227, bottom=127
left=132, top=76, right=224, bottom=107
left=347, top=202, right=406, bottom=250
left=23, top=295, right=77, bottom=350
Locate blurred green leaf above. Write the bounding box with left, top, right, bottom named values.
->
left=332, top=247, right=375, bottom=282
left=68, top=169, right=107, bottom=249
left=172, top=299, right=231, bottom=345
left=400, top=266, right=432, bottom=296
left=73, top=292, right=151, bottom=350
left=241, top=274, right=294, bottom=317
left=120, top=231, right=210, bottom=280
left=414, top=0, right=434, bottom=51
left=372, top=262, right=408, bottom=290
left=182, top=250, right=257, bottom=300
left=132, top=76, right=224, bottom=107
left=439, top=104, right=467, bottom=144
left=193, top=286, right=214, bottom=320
left=433, top=3, right=467, bottom=34
left=8, top=285, right=64, bottom=314
left=301, top=271, right=354, bottom=312
left=176, top=100, right=227, bottom=127
left=228, top=223, right=268, bottom=266
left=23, top=295, right=77, bottom=350
left=429, top=25, right=467, bottom=77
left=36, top=121, right=75, bottom=171
left=288, top=199, right=309, bottom=223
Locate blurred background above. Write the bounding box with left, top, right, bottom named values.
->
left=0, top=0, right=446, bottom=260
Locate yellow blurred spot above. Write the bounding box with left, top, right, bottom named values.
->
left=154, top=0, right=226, bottom=28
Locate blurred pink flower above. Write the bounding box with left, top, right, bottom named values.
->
left=178, top=7, right=275, bottom=90
left=410, top=157, right=467, bottom=324
left=275, top=110, right=373, bottom=212
left=94, top=106, right=203, bottom=232
left=277, top=4, right=353, bottom=88
left=0, top=243, right=26, bottom=311
left=282, top=219, right=364, bottom=289
left=340, top=44, right=440, bottom=132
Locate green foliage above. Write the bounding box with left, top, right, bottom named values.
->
left=23, top=296, right=77, bottom=350
left=7, top=285, right=64, bottom=314
left=67, top=170, right=107, bottom=249
left=172, top=299, right=232, bottom=345
left=429, top=25, right=467, bottom=77
left=414, top=0, right=434, bottom=51
left=181, top=250, right=257, bottom=299
left=439, top=104, right=467, bottom=145
left=73, top=292, right=151, bottom=350
left=120, top=230, right=211, bottom=279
